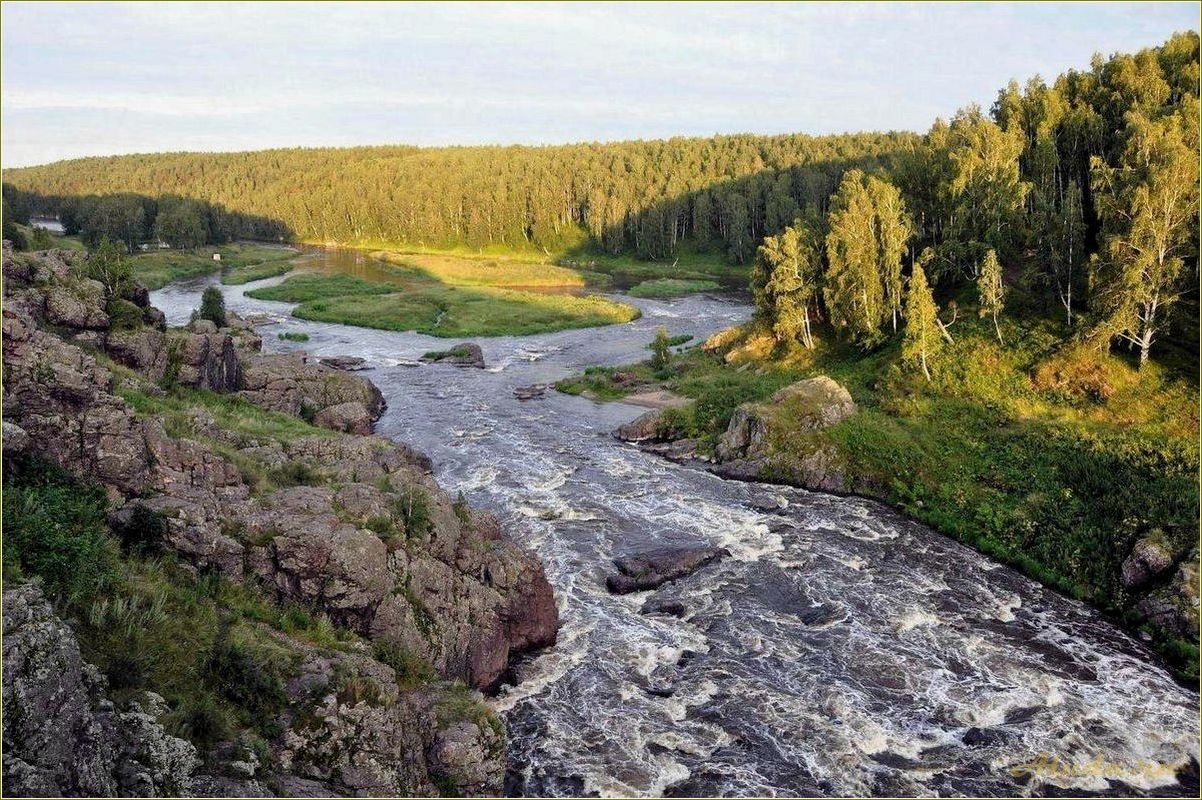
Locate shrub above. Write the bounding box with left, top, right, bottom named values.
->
left=115, top=504, right=170, bottom=555
left=650, top=326, right=672, bottom=372
left=277, top=331, right=310, bottom=342
left=198, top=286, right=226, bottom=327
left=106, top=297, right=144, bottom=331
left=2, top=456, right=120, bottom=602
left=268, top=459, right=320, bottom=487
left=206, top=630, right=287, bottom=721
left=372, top=639, right=435, bottom=688
left=77, top=238, right=134, bottom=299
left=393, top=486, right=433, bottom=540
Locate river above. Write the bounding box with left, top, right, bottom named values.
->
left=151, top=249, right=1199, bottom=798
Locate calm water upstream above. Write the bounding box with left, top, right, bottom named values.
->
left=152, top=249, right=1199, bottom=798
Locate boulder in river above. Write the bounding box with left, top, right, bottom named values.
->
left=420, top=343, right=485, bottom=369
left=320, top=355, right=370, bottom=371
left=606, top=545, right=729, bottom=594
left=614, top=408, right=665, bottom=442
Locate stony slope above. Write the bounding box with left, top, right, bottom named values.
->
left=1, top=244, right=558, bottom=796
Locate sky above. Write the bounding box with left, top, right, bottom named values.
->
left=1, top=1, right=1197, bottom=167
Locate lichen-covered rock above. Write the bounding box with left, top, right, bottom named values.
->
left=420, top=343, right=486, bottom=369
left=1122, top=533, right=1176, bottom=589
left=606, top=546, right=729, bottom=594
left=1137, top=558, right=1200, bottom=639
left=2, top=585, right=199, bottom=797
left=171, top=329, right=242, bottom=391
left=314, top=401, right=375, bottom=434
left=43, top=281, right=109, bottom=330
left=711, top=376, right=856, bottom=492
left=2, top=420, right=30, bottom=456
left=105, top=327, right=169, bottom=381
left=239, top=353, right=386, bottom=422
left=614, top=408, right=665, bottom=442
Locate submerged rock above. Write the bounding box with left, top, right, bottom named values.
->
left=606, top=546, right=729, bottom=594
left=514, top=384, right=547, bottom=401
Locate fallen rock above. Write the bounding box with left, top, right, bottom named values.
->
left=320, top=355, right=369, bottom=371
left=421, top=343, right=485, bottom=369
left=606, top=546, right=729, bottom=594
left=1121, top=533, right=1176, bottom=589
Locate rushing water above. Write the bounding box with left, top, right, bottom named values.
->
left=152, top=249, right=1199, bottom=798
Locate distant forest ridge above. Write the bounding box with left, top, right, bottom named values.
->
left=2, top=31, right=1198, bottom=268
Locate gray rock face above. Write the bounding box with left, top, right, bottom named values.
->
left=606, top=546, right=730, bottom=594
left=314, top=401, right=375, bottom=434
left=1121, top=534, right=1176, bottom=589
left=238, top=353, right=386, bottom=429
left=319, top=355, right=369, bottom=371
left=172, top=330, right=242, bottom=391
left=2, top=585, right=199, bottom=797
left=44, top=282, right=109, bottom=330
left=2, top=420, right=30, bottom=456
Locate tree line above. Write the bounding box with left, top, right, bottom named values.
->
left=3, top=33, right=1197, bottom=365
left=752, top=31, right=1198, bottom=370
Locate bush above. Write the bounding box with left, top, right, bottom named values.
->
left=2, top=456, right=120, bottom=602
left=198, top=286, right=226, bottom=327
left=115, top=504, right=169, bottom=555
left=650, top=326, right=672, bottom=372
left=278, top=331, right=310, bottom=342
left=77, top=238, right=134, bottom=299
left=393, top=486, right=433, bottom=540
left=207, top=629, right=287, bottom=721
left=372, top=639, right=435, bottom=688
left=268, top=459, right=321, bottom=487
left=106, top=297, right=144, bottom=331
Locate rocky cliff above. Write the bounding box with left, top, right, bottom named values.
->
left=1, top=244, right=559, bottom=796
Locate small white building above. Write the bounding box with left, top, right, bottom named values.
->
left=212, top=253, right=222, bottom=261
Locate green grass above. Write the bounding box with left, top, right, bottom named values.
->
left=129, top=244, right=298, bottom=289
left=627, top=278, right=721, bottom=298
left=115, top=380, right=333, bottom=446
left=246, top=273, right=395, bottom=302
left=249, top=271, right=639, bottom=337
left=220, top=250, right=296, bottom=285
left=277, top=331, right=310, bottom=342
left=371, top=250, right=585, bottom=287
left=559, top=244, right=747, bottom=289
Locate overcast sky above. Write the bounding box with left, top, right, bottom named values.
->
left=1, top=1, right=1196, bottom=167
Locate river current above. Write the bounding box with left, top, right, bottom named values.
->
left=151, top=249, right=1199, bottom=798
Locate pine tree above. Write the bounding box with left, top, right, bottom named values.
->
left=977, top=248, right=1005, bottom=343
left=198, top=286, right=227, bottom=328
left=902, top=251, right=943, bottom=381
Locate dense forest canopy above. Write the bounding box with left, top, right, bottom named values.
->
left=3, top=32, right=1198, bottom=363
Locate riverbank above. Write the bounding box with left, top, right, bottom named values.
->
left=562, top=317, right=1201, bottom=681
left=127, top=243, right=299, bottom=289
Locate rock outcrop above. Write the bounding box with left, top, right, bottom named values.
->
left=614, top=408, right=666, bottom=442
left=1, top=247, right=558, bottom=796
left=711, top=376, right=857, bottom=491
left=420, top=343, right=486, bottom=369
left=1121, top=533, right=1176, bottom=589
left=2, top=585, right=199, bottom=797
left=606, top=546, right=729, bottom=594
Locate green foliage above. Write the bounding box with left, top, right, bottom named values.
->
left=154, top=197, right=208, bottom=248
left=2, top=456, right=120, bottom=602
left=277, top=331, right=310, bottom=342
left=267, top=460, right=322, bottom=488
left=627, top=278, right=720, bottom=298
left=901, top=253, right=943, bottom=380
left=114, top=504, right=170, bottom=556
left=649, top=326, right=673, bottom=372
left=393, top=486, right=433, bottom=540
left=105, top=297, right=144, bottom=331
left=77, top=237, right=134, bottom=300
left=755, top=216, right=823, bottom=348
left=372, top=639, right=436, bottom=688
left=198, top=286, right=226, bottom=327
